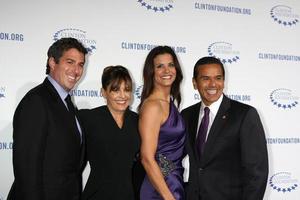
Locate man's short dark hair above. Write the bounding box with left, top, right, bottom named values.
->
left=193, top=56, right=225, bottom=79
left=46, top=37, right=88, bottom=74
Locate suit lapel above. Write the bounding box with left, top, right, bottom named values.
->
left=200, top=96, right=231, bottom=166
left=43, top=78, right=74, bottom=123
left=43, top=78, right=82, bottom=145
left=186, top=103, right=203, bottom=166
left=43, top=78, right=67, bottom=110
left=189, top=103, right=201, bottom=148
left=76, top=109, right=86, bottom=167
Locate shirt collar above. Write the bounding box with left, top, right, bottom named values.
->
left=47, top=75, right=69, bottom=101
left=201, top=94, right=223, bottom=116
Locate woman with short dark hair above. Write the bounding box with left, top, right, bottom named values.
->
left=79, top=65, right=142, bottom=200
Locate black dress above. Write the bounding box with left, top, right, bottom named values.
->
left=79, top=106, right=142, bottom=200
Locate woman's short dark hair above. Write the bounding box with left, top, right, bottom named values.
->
left=139, top=46, right=183, bottom=110
left=101, top=65, right=133, bottom=92
left=46, top=37, right=87, bottom=74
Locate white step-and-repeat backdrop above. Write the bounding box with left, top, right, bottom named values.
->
left=1, top=1, right=299, bottom=199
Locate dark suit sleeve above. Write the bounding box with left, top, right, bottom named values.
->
left=12, top=95, right=48, bottom=200
left=181, top=109, right=199, bottom=200
left=240, top=107, right=268, bottom=200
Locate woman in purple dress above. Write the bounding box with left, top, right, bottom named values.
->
left=138, top=46, right=186, bottom=200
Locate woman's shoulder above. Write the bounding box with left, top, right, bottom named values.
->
left=140, top=98, right=163, bottom=113
left=78, top=105, right=107, bottom=118
left=127, top=109, right=138, bottom=117
left=139, top=98, right=170, bottom=120
left=125, top=109, right=139, bottom=124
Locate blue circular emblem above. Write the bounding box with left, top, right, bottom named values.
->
left=53, top=28, right=97, bottom=53
left=270, top=88, right=298, bottom=109
left=270, top=5, right=299, bottom=26
left=269, top=172, right=298, bottom=193
left=135, top=85, right=143, bottom=99
left=137, top=0, right=174, bottom=12
left=208, top=42, right=240, bottom=64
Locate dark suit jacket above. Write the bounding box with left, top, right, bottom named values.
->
left=8, top=78, right=85, bottom=200
left=79, top=106, right=143, bottom=200
left=181, top=95, right=268, bottom=200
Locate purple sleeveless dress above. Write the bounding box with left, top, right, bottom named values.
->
left=140, top=101, right=186, bottom=200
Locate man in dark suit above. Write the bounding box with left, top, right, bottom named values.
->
left=8, top=37, right=87, bottom=200
left=181, top=56, right=268, bottom=200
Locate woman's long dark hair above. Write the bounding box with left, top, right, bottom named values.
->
left=138, top=46, right=183, bottom=111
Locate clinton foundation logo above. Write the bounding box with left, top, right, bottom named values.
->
left=0, top=86, right=6, bottom=99
left=194, top=3, right=251, bottom=15
left=194, top=93, right=251, bottom=103
left=270, top=5, right=299, bottom=26
left=134, top=85, right=143, bottom=100
left=0, top=32, right=24, bottom=42
left=70, top=89, right=101, bottom=98
left=53, top=28, right=97, bottom=53
left=0, top=142, right=13, bottom=150
left=208, top=42, right=240, bottom=64
left=270, top=88, right=298, bottom=109
left=137, top=0, right=174, bottom=12
left=269, top=172, right=298, bottom=193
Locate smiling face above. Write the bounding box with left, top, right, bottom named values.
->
left=102, top=81, right=132, bottom=115
left=193, top=63, right=224, bottom=106
left=49, top=48, right=85, bottom=92
left=153, top=53, right=176, bottom=89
